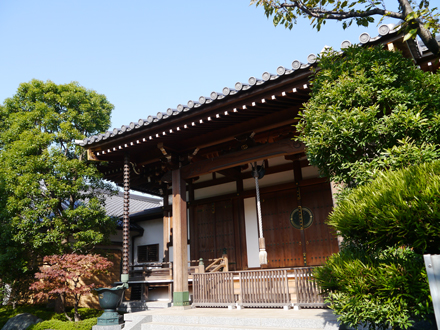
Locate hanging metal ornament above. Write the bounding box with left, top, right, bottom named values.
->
left=252, top=161, right=267, bottom=266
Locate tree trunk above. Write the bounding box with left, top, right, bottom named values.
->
left=74, top=296, right=81, bottom=322
left=54, top=293, right=65, bottom=314
left=57, top=293, right=72, bottom=322
left=398, top=0, right=440, bottom=55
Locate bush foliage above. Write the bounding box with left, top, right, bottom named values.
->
left=329, top=161, right=440, bottom=255
left=314, top=244, right=432, bottom=330
left=300, top=46, right=439, bottom=329
left=0, top=305, right=101, bottom=329
left=297, top=46, right=440, bottom=186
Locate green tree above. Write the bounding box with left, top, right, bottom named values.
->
left=294, top=47, right=440, bottom=328
left=0, top=80, right=117, bottom=299
left=297, top=45, right=440, bottom=186
left=251, top=0, right=440, bottom=55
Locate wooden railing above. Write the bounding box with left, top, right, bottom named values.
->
left=192, top=267, right=328, bottom=309
left=238, top=269, right=290, bottom=308
left=293, top=267, right=327, bottom=308
left=190, top=253, right=229, bottom=273
left=192, top=272, right=235, bottom=307
left=129, top=262, right=173, bottom=280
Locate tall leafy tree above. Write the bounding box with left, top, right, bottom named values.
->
left=297, top=45, right=440, bottom=186
left=251, top=0, right=440, bottom=55
left=0, top=80, right=117, bottom=294
left=294, top=47, right=440, bottom=328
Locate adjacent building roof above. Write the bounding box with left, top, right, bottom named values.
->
left=104, top=191, right=162, bottom=218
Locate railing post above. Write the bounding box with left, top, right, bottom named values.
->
left=222, top=249, right=229, bottom=272
left=198, top=258, right=205, bottom=273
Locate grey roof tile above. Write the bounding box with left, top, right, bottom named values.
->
left=78, top=26, right=406, bottom=148
left=104, top=191, right=161, bottom=218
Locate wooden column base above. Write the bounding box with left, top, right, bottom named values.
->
left=173, top=291, right=190, bottom=306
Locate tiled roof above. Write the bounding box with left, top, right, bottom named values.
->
left=104, top=191, right=162, bottom=218
left=77, top=24, right=425, bottom=148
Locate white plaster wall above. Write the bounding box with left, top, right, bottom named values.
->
left=302, top=166, right=320, bottom=179
left=244, top=197, right=260, bottom=268
left=194, top=182, right=236, bottom=200
left=194, top=173, right=214, bottom=183
left=243, top=170, right=294, bottom=190
left=169, top=245, right=191, bottom=262
left=267, top=156, right=292, bottom=167
left=134, top=219, right=163, bottom=263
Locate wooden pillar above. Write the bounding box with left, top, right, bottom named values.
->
left=172, top=169, right=190, bottom=306
left=188, top=180, right=195, bottom=262
left=163, top=186, right=170, bottom=262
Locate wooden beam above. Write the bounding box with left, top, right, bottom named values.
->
left=181, top=139, right=304, bottom=180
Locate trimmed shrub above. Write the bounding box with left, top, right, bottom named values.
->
left=29, top=317, right=97, bottom=330
left=329, top=161, right=440, bottom=254
left=314, top=244, right=432, bottom=330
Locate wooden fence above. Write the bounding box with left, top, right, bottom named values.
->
left=190, top=267, right=328, bottom=308
left=293, top=267, right=327, bottom=308
left=238, top=269, right=290, bottom=308
left=192, top=272, right=235, bottom=307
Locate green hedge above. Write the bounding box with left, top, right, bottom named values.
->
left=29, top=318, right=98, bottom=330
left=314, top=245, right=432, bottom=329
left=329, top=161, right=440, bottom=254
left=0, top=305, right=102, bottom=330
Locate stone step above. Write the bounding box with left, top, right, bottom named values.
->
left=119, top=301, right=171, bottom=313
left=140, top=312, right=339, bottom=330
left=142, top=322, right=323, bottom=330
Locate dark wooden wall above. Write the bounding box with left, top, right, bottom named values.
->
left=189, top=180, right=338, bottom=270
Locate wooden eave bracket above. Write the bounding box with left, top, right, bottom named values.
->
left=87, top=149, right=101, bottom=161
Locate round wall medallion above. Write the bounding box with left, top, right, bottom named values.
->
left=290, top=207, right=313, bottom=230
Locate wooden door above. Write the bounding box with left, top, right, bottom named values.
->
left=261, top=190, right=303, bottom=268
left=191, top=200, right=237, bottom=270
left=193, top=203, right=215, bottom=262
left=300, top=182, right=339, bottom=266
left=261, top=181, right=339, bottom=268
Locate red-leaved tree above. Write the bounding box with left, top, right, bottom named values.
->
left=30, top=254, right=113, bottom=322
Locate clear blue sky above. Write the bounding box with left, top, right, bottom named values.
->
left=0, top=0, right=393, bottom=130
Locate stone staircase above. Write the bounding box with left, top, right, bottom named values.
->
left=122, top=307, right=340, bottom=330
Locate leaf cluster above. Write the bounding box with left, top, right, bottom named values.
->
left=30, top=254, right=113, bottom=300
left=297, top=45, right=440, bottom=186
left=251, top=0, right=440, bottom=41
left=0, top=79, right=117, bottom=258
left=30, top=254, right=113, bottom=322
left=314, top=244, right=432, bottom=329
left=330, top=160, right=440, bottom=254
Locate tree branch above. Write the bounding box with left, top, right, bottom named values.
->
left=398, top=0, right=439, bottom=55
left=279, top=1, right=404, bottom=20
